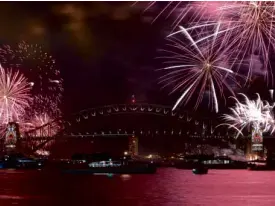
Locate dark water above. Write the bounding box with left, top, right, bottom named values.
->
left=1, top=168, right=275, bottom=206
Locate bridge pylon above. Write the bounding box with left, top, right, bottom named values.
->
left=4, top=122, right=20, bottom=154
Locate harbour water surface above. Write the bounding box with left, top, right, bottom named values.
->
left=1, top=168, right=275, bottom=206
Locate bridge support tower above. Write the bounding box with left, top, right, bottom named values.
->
left=4, top=122, right=20, bottom=154
left=246, top=127, right=265, bottom=160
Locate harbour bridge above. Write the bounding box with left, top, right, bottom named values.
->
left=19, top=103, right=243, bottom=153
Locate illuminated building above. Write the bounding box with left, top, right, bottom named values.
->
left=4, top=122, right=20, bottom=153
left=129, top=135, right=138, bottom=156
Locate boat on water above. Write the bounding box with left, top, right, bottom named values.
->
left=247, top=160, right=275, bottom=171
left=176, top=155, right=247, bottom=170
left=64, top=164, right=157, bottom=174
left=63, top=153, right=157, bottom=174
left=192, top=162, right=208, bottom=175
left=192, top=167, right=208, bottom=175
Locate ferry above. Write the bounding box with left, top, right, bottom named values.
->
left=63, top=153, right=157, bottom=174
left=247, top=154, right=275, bottom=171
left=176, top=155, right=247, bottom=169
left=247, top=160, right=275, bottom=171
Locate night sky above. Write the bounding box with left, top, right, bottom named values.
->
left=0, top=2, right=271, bottom=116
left=0, top=2, right=163, bottom=114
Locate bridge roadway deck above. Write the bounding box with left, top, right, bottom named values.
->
left=18, top=134, right=257, bottom=141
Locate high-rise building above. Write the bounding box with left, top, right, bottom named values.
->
left=129, top=135, right=138, bottom=156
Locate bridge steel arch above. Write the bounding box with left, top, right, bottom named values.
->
left=24, top=103, right=229, bottom=139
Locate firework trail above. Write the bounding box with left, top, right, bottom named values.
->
left=158, top=23, right=242, bottom=112
left=138, top=1, right=227, bottom=31
left=0, top=42, right=63, bottom=154
left=0, top=65, right=32, bottom=125
left=21, top=113, right=60, bottom=155
left=141, top=2, right=275, bottom=83
left=0, top=41, right=63, bottom=118
left=219, top=93, right=275, bottom=137
left=214, top=1, right=275, bottom=85
left=0, top=42, right=63, bottom=153
left=27, top=113, right=60, bottom=137
left=270, top=89, right=274, bottom=101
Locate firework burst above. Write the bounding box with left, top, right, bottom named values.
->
left=213, top=1, right=275, bottom=85
left=0, top=41, right=63, bottom=118
left=220, top=93, right=275, bottom=137
left=158, top=23, right=241, bottom=112
left=22, top=113, right=60, bottom=155
left=0, top=65, right=32, bottom=125
left=142, top=1, right=275, bottom=84
left=27, top=113, right=60, bottom=137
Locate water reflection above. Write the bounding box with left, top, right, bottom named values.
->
left=120, top=174, right=131, bottom=181
left=0, top=168, right=275, bottom=205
